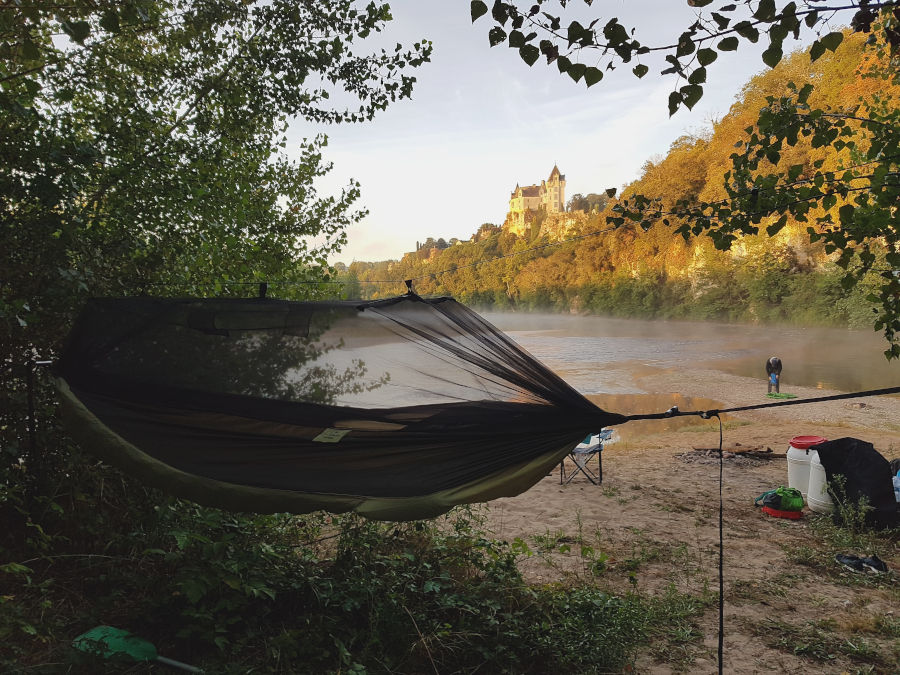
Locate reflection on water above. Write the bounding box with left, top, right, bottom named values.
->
left=487, top=312, right=899, bottom=394
left=587, top=392, right=727, bottom=441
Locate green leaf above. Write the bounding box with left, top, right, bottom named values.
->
left=488, top=26, right=507, bottom=47
left=718, top=37, right=739, bottom=51
left=805, top=10, right=819, bottom=27
left=820, top=31, right=843, bottom=52
left=711, top=12, right=730, bottom=30
left=508, top=30, right=525, bottom=48
left=568, top=62, right=586, bottom=83
left=603, top=18, right=629, bottom=45
left=1, top=562, right=32, bottom=575
left=21, top=40, right=41, bottom=61
left=762, top=43, right=782, bottom=68
left=733, top=21, right=760, bottom=42
left=180, top=579, right=207, bottom=604
left=766, top=214, right=788, bottom=236
left=676, top=32, right=696, bottom=57
left=99, top=10, right=120, bottom=33
left=567, top=21, right=586, bottom=46
left=67, top=20, right=91, bottom=43
left=838, top=204, right=855, bottom=225
left=632, top=64, right=649, bottom=78
left=470, top=0, right=488, bottom=22
left=809, top=39, right=825, bottom=61
left=668, top=90, right=683, bottom=116
left=688, top=67, right=706, bottom=84
left=556, top=55, right=572, bottom=74
left=519, top=44, right=540, bottom=66
left=687, top=0, right=714, bottom=6
left=606, top=188, right=617, bottom=198
left=680, top=84, right=703, bottom=109
left=584, top=66, right=603, bottom=86
left=697, top=48, right=718, bottom=66
left=753, top=0, right=776, bottom=22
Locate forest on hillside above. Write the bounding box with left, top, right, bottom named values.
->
left=347, top=31, right=898, bottom=331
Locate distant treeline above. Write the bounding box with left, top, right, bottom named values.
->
left=344, top=32, right=896, bottom=330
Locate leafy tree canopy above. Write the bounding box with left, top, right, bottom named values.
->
left=568, top=192, right=611, bottom=213
left=1, top=0, right=431, bottom=359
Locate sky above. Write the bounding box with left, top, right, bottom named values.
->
left=288, top=1, right=818, bottom=264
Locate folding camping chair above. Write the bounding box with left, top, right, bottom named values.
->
left=560, top=429, right=614, bottom=485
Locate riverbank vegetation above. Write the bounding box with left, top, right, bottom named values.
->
left=2, top=492, right=688, bottom=672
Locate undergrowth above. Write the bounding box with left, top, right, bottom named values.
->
left=0, top=453, right=669, bottom=674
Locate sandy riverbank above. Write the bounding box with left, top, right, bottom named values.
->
left=484, top=368, right=900, bottom=673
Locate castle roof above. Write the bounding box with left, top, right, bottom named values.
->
left=520, top=185, right=540, bottom=197
left=548, top=164, right=564, bottom=181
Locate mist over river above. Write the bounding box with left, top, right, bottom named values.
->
left=486, top=312, right=900, bottom=397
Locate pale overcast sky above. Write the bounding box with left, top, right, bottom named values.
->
left=290, top=1, right=818, bottom=264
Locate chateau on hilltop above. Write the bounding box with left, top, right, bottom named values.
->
left=506, top=165, right=566, bottom=234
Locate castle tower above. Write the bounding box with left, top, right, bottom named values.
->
left=541, top=164, right=565, bottom=213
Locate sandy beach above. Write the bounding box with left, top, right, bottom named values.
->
left=485, top=367, right=900, bottom=673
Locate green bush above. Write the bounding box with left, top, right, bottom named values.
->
left=2, top=467, right=656, bottom=674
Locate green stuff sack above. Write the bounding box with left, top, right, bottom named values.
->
left=775, top=486, right=804, bottom=511
left=755, top=486, right=804, bottom=512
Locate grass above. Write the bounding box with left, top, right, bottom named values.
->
left=753, top=618, right=888, bottom=666
left=728, top=572, right=798, bottom=604
left=874, top=615, right=900, bottom=638
left=602, top=485, right=621, bottom=497
left=530, top=528, right=573, bottom=552
left=645, top=584, right=717, bottom=672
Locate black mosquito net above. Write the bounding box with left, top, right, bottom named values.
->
left=55, top=294, right=626, bottom=520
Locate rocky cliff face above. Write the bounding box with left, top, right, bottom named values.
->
left=502, top=210, right=590, bottom=240
left=537, top=211, right=589, bottom=240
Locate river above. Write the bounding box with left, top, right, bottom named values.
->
left=486, top=312, right=900, bottom=396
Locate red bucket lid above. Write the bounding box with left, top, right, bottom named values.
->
left=790, top=435, right=827, bottom=449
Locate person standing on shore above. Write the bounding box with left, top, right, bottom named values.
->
left=766, top=356, right=783, bottom=394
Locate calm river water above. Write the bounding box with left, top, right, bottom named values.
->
left=486, top=312, right=900, bottom=396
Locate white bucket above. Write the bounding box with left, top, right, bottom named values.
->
left=786, top=435, right=827, bottom=497
left=807, top=451, right=834, bottom=514
left=787, top=446, right=813, bottom=497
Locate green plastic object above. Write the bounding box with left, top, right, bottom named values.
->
left=766, top=392, right=797, bottom=399
left=774, top=486, right=805, bottom=511
left=73, top=625, right=202, bottom=672
left=754, top=486, right=804, bottom=512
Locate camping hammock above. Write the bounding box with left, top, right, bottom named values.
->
left=55, top=293, right=626, bottom=520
